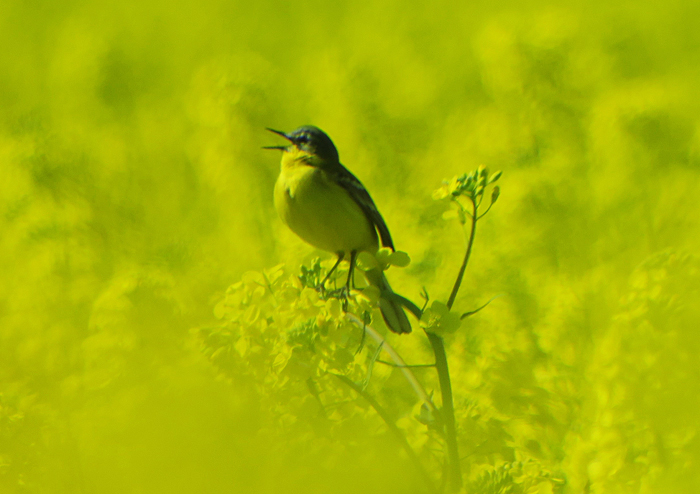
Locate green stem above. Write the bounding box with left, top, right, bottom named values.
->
left=446, top=197, right=478, bottom=310
left=332, top=373, right=439, bottom=494
left=430, top=195, right=480, bottom=491
left=427, top=332, right=462, bottom=492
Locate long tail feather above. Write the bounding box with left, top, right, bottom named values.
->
left=365, top=268, right=412, bottom=334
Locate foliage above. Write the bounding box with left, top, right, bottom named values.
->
left=195, top=259, right=448, bottom=488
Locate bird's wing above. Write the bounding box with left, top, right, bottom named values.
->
left=332, top=164, right=395, bottom=250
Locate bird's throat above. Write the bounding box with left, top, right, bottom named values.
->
left=280, top=147, right=322, bottom=172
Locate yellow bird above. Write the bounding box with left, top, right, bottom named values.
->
left=265, top=125, right=411, bottom=334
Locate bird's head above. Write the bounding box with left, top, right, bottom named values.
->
left=264, top=125, right=340, bottom=164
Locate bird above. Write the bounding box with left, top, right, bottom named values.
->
left=265, top=125, right=411, bottom=334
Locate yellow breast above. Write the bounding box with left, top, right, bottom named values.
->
left=274, top=152, right=379, bottom=254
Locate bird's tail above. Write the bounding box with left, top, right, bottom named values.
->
left=364, top=268, right=412, bottom=334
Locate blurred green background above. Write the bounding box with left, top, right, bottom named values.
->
left=2, top=0, right=700, bottom=492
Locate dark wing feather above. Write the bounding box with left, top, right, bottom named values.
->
left=331, top=163, right=395, bottom=250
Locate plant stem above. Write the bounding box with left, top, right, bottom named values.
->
left=332, top=373, right=439, bottom=494
left=430, top=195, right=479, bottom=491
left=427, top=332, right=462, bottom=492
left=446, top=197, right=478, bottom=310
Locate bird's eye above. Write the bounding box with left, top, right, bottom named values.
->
left=296, top=134, right=309, bottom=144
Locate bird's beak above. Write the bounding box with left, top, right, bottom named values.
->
left=263, top=128, right=293, bottom=150
left=266, top=128, right=292, bottom=140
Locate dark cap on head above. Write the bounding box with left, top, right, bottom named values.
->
left=266, top=125, right=339, bottom=163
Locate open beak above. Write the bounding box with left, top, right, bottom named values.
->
left=263, top=128, right=292, bottom=150
left=266, top=128, right=291, bottom=140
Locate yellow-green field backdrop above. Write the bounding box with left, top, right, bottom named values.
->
left=2, top=0, right=699, bottom=492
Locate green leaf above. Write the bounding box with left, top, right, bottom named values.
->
left=416, top=400, right=438, bottom=428
left=388, top=251, right=411, bottom=268
left=357, top=250, right=380, bottom=270
left=491, top=185, right=500, bottom=205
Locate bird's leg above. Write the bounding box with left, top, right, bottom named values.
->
left=318, top=252, right=344, bottom=292
left=345, top=250, right=358, bottom=293
left=332, top=251, right=357, bottom=312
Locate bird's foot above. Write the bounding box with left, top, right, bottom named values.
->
left=321, top=285, right=351, bottom=311
left=340, top=286, right=351, bottom=312
left=315, top=282, right=328, bottom=295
